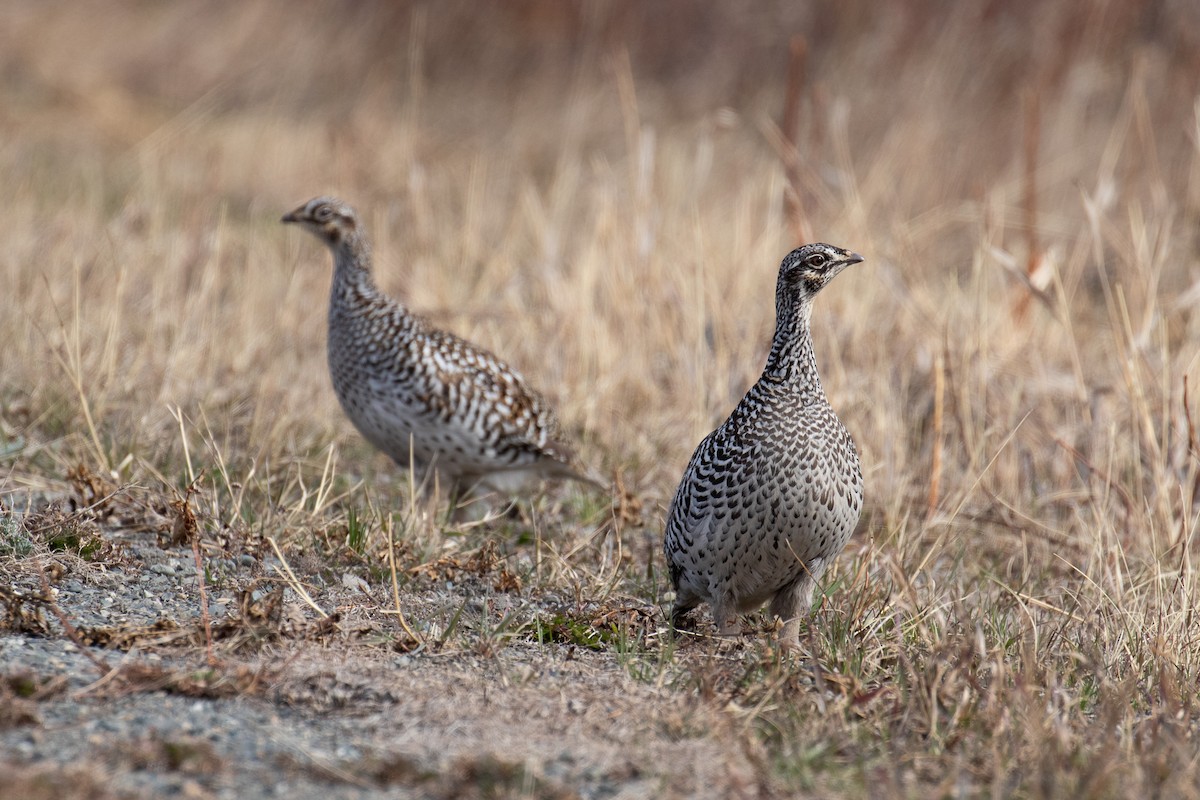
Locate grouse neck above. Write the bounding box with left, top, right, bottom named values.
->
left=330, top=232, right=386, bottom=306
left=762, top=295, right=824, bottom=397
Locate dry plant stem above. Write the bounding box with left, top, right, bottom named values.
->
left=264, top=731, right=374, bottom=790
left=536, top=512, right=545, bottom=586
left=738, top=668, right=794, bottom=734
left=266, top=537, right=332, bottom=621
left=1185, top=376, right=1199, bottom=461
left=926, top=349, right=945, bottom=521
left=169, top=477, right=216, bottom=664
left=71, top=647, right=144, bottom=699
left=1053, top=437, right=1136, bottom=519
left=992, top=578, right=1087, bottom=625
left=169, top=406, right=196, bottom=485
left=197, top=408, right=243, bottom=525
left=175, top=480, right=212, bottom=657
left=312, top=444, right=338, bottom=515
left=22, top=675, right=68, bottom=701
left=191, top=532, right=216, bottom=667
left=38, top=275, right=109, bottom=473
left=385, top=515, right=423, bottom=644
left=34, top=557, right=111, bottom=675
left=21, top=485, right=132, bottom=536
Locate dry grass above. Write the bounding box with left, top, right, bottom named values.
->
left=3, top=0, right=1200, bottom=796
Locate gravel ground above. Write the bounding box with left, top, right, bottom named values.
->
left=0, top=520, right=755, bottom=800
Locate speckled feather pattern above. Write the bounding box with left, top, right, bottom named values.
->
left=284, top=196, right=585, bottom=497
left=663, top=243, right=864, bottom=648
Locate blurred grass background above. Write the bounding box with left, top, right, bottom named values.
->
left=3, top=0, right=1200, bottom=796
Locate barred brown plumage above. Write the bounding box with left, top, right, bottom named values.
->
left=282, top=196, right=596, bottom=507
left=663, top=243, right=864, bottom=650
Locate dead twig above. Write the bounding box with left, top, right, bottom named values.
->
left=33, top=557, right=112, bottom=675
left=267, top=537, right=335, bottom=623
left=384, top=514, right=424, bottom=647
left=171, top=476, right=217, bottom=667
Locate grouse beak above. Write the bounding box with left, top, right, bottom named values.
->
left=844, top=252, right=864, bottom=266
left=281, top=210, right=300, bottom=224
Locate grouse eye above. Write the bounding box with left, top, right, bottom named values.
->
left=314, top=205, right=334, bottom=222
left=806, top=253, right=828, bottom=269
